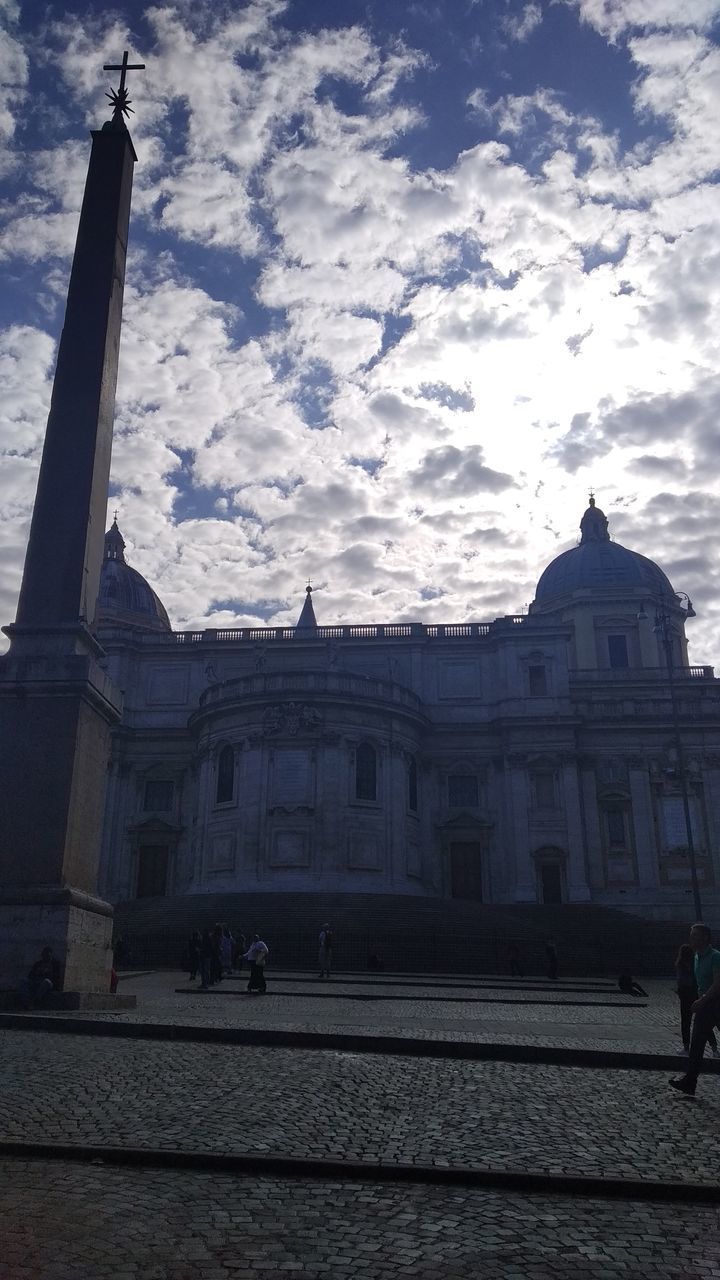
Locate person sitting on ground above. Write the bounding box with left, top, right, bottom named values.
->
left=18, top=946, right=56, bottom=1009
left=618, top=969, right=648, bottom=997
left=244, top=934, right=269, bottom=994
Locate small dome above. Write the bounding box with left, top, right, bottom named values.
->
left=534, top=497, right=675, bottom=607
left=97, top=519, right=171, bottom=632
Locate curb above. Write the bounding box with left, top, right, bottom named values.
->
left=0, top=1139, right=717, bottom=1203
left=173, top=987, right=644, bottom=1010
left=0, top=1012, right=716, bottom=1073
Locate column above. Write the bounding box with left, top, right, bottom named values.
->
left=580, top=759, right=605, bottom=890
left=507, top=756, right=536, bottom=902
left=562, top=759, right=591, bottom=901
left=628, top=762, right=660, bottom=889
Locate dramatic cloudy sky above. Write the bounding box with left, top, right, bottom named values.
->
left=2, top=0, right=720, bottom=661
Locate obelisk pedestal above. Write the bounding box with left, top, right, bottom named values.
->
left=0, top=112, right=138, bottom=996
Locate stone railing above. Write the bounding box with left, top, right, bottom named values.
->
left=173, top=618, right=531, bottom=644
left=570, top=665, right=715, bottom=682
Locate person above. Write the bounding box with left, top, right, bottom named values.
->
left=244, top=934, right=269, bottom=993
left=233, top=931, right=246, bottom=972
left=18, top=946, right=56, bottom=1009
left=210, top=923, right=224, bottom=984
left=544, top=937, right=558, bottom=981
left=618, top=969, right=648, bottom=997
left=507, top=942, right=523, bottom=978
left=669, top=923, right=720, bottom=1098
left=676, top=942, right=698, bottom=1055
left=200, top=928, right=214, bottom=990
left=113, top=935, right=129, bottom=967
left=187, top=931, right=201, bottom=982
left=367, top=952, right=384, bottom=972
left=220, top=924, right=234, bottom=976
left=318, top=924, right=333, bottom=979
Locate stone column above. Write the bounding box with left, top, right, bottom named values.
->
left=507, top=756, right=536, bottom=902
left=562, top=759, right=591, bottom=901
left=700, top=760, right=720, bottom=889
left=580, top=759, right=605, bottom=890
left=628, top=762, right=660, bottom=889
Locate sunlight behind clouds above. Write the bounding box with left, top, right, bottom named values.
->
left=1, top=0, right=720, bottom=661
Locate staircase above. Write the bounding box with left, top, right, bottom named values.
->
left=113, top=892, right=691, bottom=977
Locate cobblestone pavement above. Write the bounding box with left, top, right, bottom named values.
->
left=33, top=970, right=685, bottom=1053
left=2, top=1027, right=719, bottom=1180
left=2, top=1160, right=720, bottom=1280
left=4, top=973, right=718, bottom=1279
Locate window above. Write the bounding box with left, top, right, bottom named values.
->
left=606, top=809, right=626, bottom=847
left=608, top=634, right=629, bottom=669
left=408, top=757, right=418, bottom=812
left=143, top=780, right=173, bottom=812
left=533, top=773, right=556, bottom=810
left=448, top=774, right=479, bottom=807
left=355, top=743, right=377, bottom=801
left=216, top=745, right=235, bottom=804
left=528, top=665, right=547, bottom=697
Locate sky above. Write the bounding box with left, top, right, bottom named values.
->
left=1, top=0, right=720, bottom=663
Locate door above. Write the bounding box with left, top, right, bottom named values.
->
left=450, top=842, right=483, bottom=900
left=540, top=863, right=563, bottom=904
left=137, top=845, right=169, bottom=898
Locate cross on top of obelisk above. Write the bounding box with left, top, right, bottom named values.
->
left=103, top=50, right=145, bottom=121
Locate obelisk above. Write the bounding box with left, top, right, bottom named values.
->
left=0, top=55, right=144, bottom=995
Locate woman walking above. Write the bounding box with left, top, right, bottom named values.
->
left=676, top=940, right=720, bottom=1057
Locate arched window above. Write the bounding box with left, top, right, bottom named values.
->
left=355, top=743, right=377, bottom=801
left=216, top=744, right=235, bottom=804
left=408, top=757, right=418, bottom=812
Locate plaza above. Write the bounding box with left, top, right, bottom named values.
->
left=2, top=968, right=720, bottom=1278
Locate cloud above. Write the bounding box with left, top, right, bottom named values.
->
left=410, top=445, right=517, bottom=496
left=502, top=3, right=543, bottom=42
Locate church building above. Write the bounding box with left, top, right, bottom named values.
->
left=95, top=497, right=720, bottom=922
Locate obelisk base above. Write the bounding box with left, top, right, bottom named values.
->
left=0, top=887, right=114, bottom=993
left=0, top=637, right=123, bottom=993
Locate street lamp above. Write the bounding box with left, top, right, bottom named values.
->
left=637, top=593, right=702, bottom=920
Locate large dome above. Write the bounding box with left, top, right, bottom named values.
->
left=534, top=498, right=675, bottom=607
left=97, top=519, right=171, bottom=632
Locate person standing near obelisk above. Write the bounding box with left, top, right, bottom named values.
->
left=0, top=54, right=145, bottom=998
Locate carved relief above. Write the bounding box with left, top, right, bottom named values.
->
left=262, top=703, right=322, bottom=736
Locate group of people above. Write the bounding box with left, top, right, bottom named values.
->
left=186, top=925, right=270, bottom=993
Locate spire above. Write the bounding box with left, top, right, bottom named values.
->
left=104, top=515, right=126, bottom=563
left=579, top=492, right=609, bottom=544
left=295, top=583, right=317, bottom=630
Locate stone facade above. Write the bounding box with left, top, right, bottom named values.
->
left=95, top=513, right=720, bottom=919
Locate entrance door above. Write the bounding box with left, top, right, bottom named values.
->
left=137, top=845, right=169, bottom=898
left=540, top=863, right=563, bottom=904
left=450, top=842, right=483, bottom=900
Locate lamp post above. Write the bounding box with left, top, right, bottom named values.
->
left=638, top=593, right=702, bottom=920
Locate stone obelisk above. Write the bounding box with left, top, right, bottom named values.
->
left=0, top=55, right=144, bottom=995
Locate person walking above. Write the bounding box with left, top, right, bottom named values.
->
left=244, top=934, right=269, bottom=993
left=210, top=923, right=224, bottom=984
left=669, top=923, right=720, bottom=1098
left=318, top=924, right=333, bottom=979
left=676, top=942, right=698, bottom=1055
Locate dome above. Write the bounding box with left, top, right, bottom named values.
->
left=533, top=497, right=675, bottom=607
left=97, top=519, right=171, bottom=632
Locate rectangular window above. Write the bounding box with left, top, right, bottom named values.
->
left=606, top=810, right=626, bottom=846
left=662, top=796, right=702, bottom=853
left=533, top=773, right=556, bottom=810
left=528, top=665, right=547, bottom=697
left=143, top=780, right=174, bottom=812
left=608, top=634, right=629, bottom=669
left=448, top=775, right=479, bottom=807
